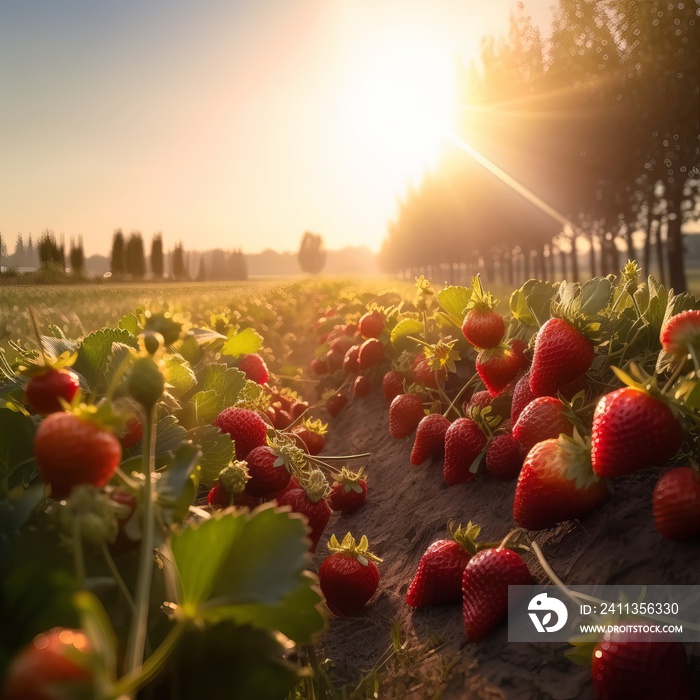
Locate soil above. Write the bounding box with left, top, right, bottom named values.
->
left=311, top=391, right=700, bottom=699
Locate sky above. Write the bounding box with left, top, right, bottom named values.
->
left=0, top=0, right=554, bottom=257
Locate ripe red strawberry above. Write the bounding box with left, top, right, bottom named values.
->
left=290, top=400, right=309, bottom=420
left=325, top=391, right=348, bottom=418
left=509, top=338, right=529, bottom=371
left=660, top=309, right=700, bottom=358
left=276, top=470, right=331, bottom=552
left=329, top=467, right=367, bottom=514
left=207, top=461, right=259, bottom=510
left=343, top=345, right=360, bottom=374
left=119, top=414, right=143, bottom=448
left=34, top=412, right=122, bottom=499
left=273, top=408, right=293, bottom=430
left=389, top=393, right=424, bottom=439
left=486, top=434, right=524, bottom=479
left=652, top=467, right=700, bottom=540
left=358, top=338, right=385, bottom=370
left=318, top=533, right=381, bottom=615
left=330, top=334, right=353, bottom=356
left=359, top=310, right=384, bottom=339
left=311, top=358, right=328, bottom=375
left=344, top=322, right=359, bottom=337
left=326, top=348, right=344, bottom=373
left=215, top=407, right=268, bottom=461
left=24, top=368, right=80, bottom=416
left=462, top=547, right=533, bottom=641
left=514, top=435, right=610, bottom=530
left=591, top=634, right=693, bottom=699
left=406, top=522, right=480, bottom=608
left=243, top=445, right=291, bottom=497
left=510, top=373, right=535, bottom=424
left=512, top=396, right=573, bottom=451
left=410, top=413, right=450, bottom=465
left=237, top=353, right=269, bottom=385
left=382, top=370, right=404, bottom=404
left=292, top=418, right=327, bottom=455
left=443, top=418, right=487, bottom=485
left=412, top=356, right=446, bottom=388
left=529, top=318, right=594, bottom=397
left=466, top=390, right=492, bottom=415
left=475, top=345, right=521, bottom=397
left=352, top=375, right=372, bottom=398
left=2, top=627, right=96, bottom=700
left=462, top=308, right=505, bottom=349
left=591, top=388, right=684, bottom=477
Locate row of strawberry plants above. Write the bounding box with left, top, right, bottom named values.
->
left=304, top=266, right=700, bottom=698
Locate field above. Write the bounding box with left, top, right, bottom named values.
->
left=1, top=273, right=699, bottom=699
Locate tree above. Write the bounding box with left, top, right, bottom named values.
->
left=125, top=232, right=146, bottom=278
left=37, top=230, right=63, bottom=270
left=171, top=242, right=187, bottom=279
left=14, top=234, right=25, bottom=267
left=111, top=229, right=126, bottom=275
left=151, top=233, right=164, bottom=278
left=298, top=232, right=326, bottom=275
left=69, top=236, right=85, bottom=276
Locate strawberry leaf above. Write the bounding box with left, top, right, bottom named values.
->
left=222, top=328, right=263, bottom=358
left=437, top=286, right=472, bottom=321
left=188, top=425, right=236, bottom=485
left=73, top=328, right=138, bottom=393
left=390, top=318, right=423, bottom=351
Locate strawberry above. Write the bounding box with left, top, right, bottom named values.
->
left=329, top=467, right=367, bottom=514
left=34, top=412, right=122, bottom=500
left=382, top=370, right=404, bottom=404
left=273, top=408, right=293, bottom=430
left=475, top=345, right=521, bottom=397
left=486, top=434, right=524, bottom=479
left=389, top=393, right=424, bottom=439
left=591, top=388, right=684, bottom=477
left=466, top=390, right=493, bottom=413
left=406, top=522, right=480, bottom=608
left=358, top=338, right=385, bottom=370
left=311, top=358, right=328, bottom=376
left=359, top=310, right=384, bottom=339
left=410, top=413, right=450, bottom=465
left=292, top=418, right=327, bottom=455
left=318, top=533, right=381, bottom=615
left=237, top=353, right=269, bottom=385
left=352, top=375, right=372, bottom=398
left=443, top=418, right=487, bottom=485
left=344, top=322, right=359, bottom=337
left=325, top=391, right=348, bottom=418
left=330, top=334, right=353, bottom=356
left=343, top=345, right=360, bottom=374
left=591, top=633, right=693, bottom=699
left=462, top=547, right=533, bottom=641
left=462, top=308, right=505, bottom=349
left=514, top=435, right=610, bottom=530
left=24, top=368, right=80, bottom=416
left=512, top=396, right=574, bottom=451
left=290, top=400, right=309, bottom=420
left=119, top=414, right=143, bottom=448
left=412, top=357, right=446, bottom=388
left=214, top=407, right=268, bottom=461
left=510, top=373, right=536, bottom=424
left=276, top=470, right=331, bottom=552
left=207, top=461, right=259, bottom=510
left=2, top=627, right=96, bottom=700
left=326, top=348, right=344, bottom=373
left=660, top=309, right=700, bottom=359
left=529, top=318, right=594, bottom=397
left=652, top=467, right=700, bottom=540
left=509, top=338, right=529, bottom=371
left=243, top=445, right=291, bottom=497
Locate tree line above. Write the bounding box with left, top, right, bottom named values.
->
left=379, top=0, right=699, bottom=291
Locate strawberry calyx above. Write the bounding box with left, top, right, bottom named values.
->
left=298, top=468, right=332, bottom=502
left=610, top=363, right=687, bottom=415
left=234, top=382, right=271, bottom=412
left=448, top=520, right=482, bottom=556
left=326, top=532, right=382, bottom=566
left=269, top=435, right=308, bottom=474
left=218, top=461, right=250, bottom=495
left=557, top=430, right=607, bottom=491
left=18, top=350, right=78, bottom=377
left=68, top=400, right=124, bottom=434
left=331, top=466, right=366, bottom=494
left=469, top=405, right=501, bottom=437
left=423, top=340, right=460, bottom=374
left=301, top=417, right=328, bottom=437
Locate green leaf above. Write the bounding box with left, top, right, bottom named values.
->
left=73, top=591, right=118, bottom=683
left=188, top=425, right=235, bottom=485
left=117, top=313, right=141, bottom=336
left=41, top=336, right=78, bottom=359
left=437, top=285, right=471, bottom=320
left=191, top=390, right=221, bottom=424
left=222, top=328, right=263, bottom=358
left=580, top=278, right=612, bottom=316
left=157, top=442, right=202, bottom=509
left=170, top=506, right=311, bottom=616
left=198, top=363, right=247, bottom=409
left=390, top=318, right=423, bottom=352
left=152, top=415, right=188, bottom=456
left=0, top=408, right=37, bottom=494
left=509, top=288, right=534, bottom=325
left=73, top=328, right=138, bottom=392
left=189, top=327, right=227, bottom=346
left=164, top=354, right=196, bottom=396
left=0, top=481, right=45, bottom=534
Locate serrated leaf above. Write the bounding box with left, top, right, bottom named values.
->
left=189, top=327, right=227, bottom=346
left=41, top=336, right=78, bottom=359
left=117, top=313, right=141, bottom=336
left=73, top=328, right=138, bottom=393
left=437, top=286, right=471, bottom=320
left=509, top=289, right=534, bottom=325
left=0, top=481, right=45, bottom=533
left=198, top=364, right=247, bottom=409
left=170, top=506, right=311, bottom=616
left=164, top=354, right=196, bottom=396
left=580, top=278, right=612, bottom=316
left=191, top=390, right=221, bottom=424
left=390, top=318, right=423, bottom=352
left=222, top=328, right=263, bottom=358
left=188, top=425, right=235, bottom=485
left=154, top=415, right=189, bottom=455
left=157, top=442, right=202, bottom=507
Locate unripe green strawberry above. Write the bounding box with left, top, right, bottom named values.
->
left=128, top=356, right=165, bottom=409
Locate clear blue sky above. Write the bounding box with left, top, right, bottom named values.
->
left=0, top=1, right=553, bottom=257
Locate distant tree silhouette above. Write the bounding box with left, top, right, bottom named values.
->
left=151, top=233, right=164, bottom=278
left=228, top=249, right=248, bottom=280
left=125, top=232, right=146, bottom=278
left=196, top=257, right=206, bottom=281
left=298, top=232, right=326, bottom=274
left=171, top=242, right=187, bottom=279
left=14, top=234, right=26, bottom=267
left=37, top=230, right=63, bottom=270
left=110, top=229, right=126, bottom=275
left=69, top=236, right=85, bottom=276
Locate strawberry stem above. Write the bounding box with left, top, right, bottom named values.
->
left=72, top=515, right=86, bottom=587
left=661, top=361, right=686, bottom=394
left=442, top=371, right=480, bottom=418
left=124, top=405, right=157, bottom=677
left=100, top=542, right=136, bottom=613
left=28, top=306, right=48, bottom=366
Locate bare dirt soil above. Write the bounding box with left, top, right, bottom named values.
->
left=312, top=391, right=700, bottom=699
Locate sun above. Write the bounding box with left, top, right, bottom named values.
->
left=339, top=32, right=456, bottom=194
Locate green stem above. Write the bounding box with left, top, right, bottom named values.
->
left=100, top=543, right=135, bottom=613
left=661, top=362, right=686, bottom=394
left=442, top=372, right=480, bottom=418
left=112, top=622, right=185, bottom=698
left=72, top=516, right=86, bottom=587
left=123, top=405, right=157, bottom=677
